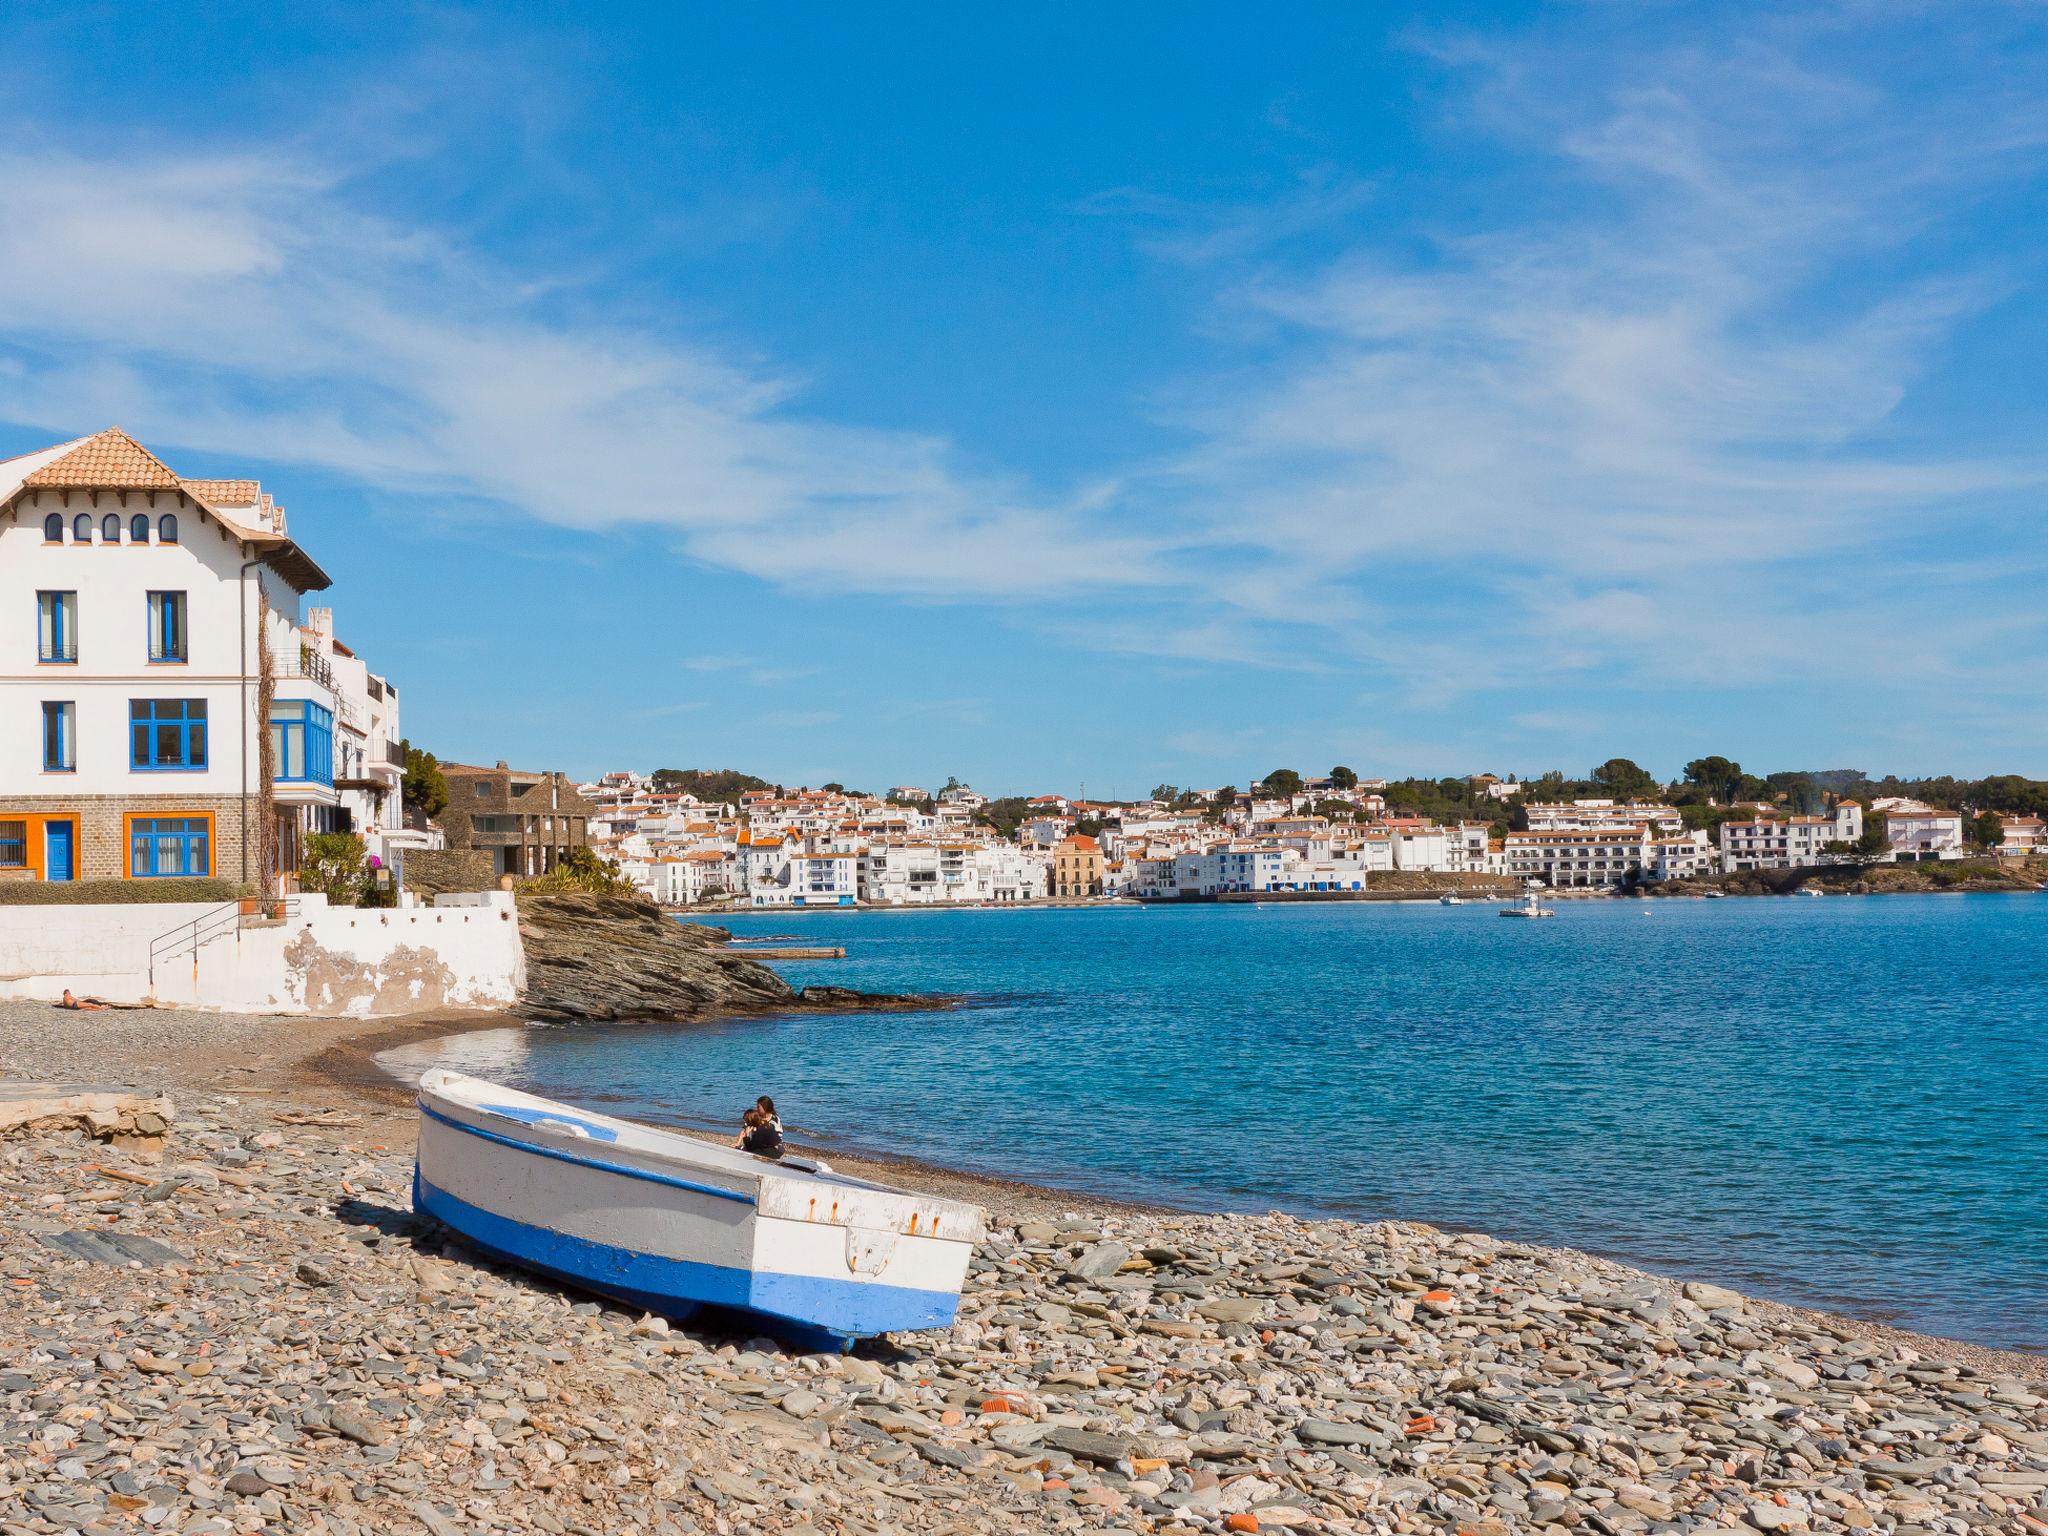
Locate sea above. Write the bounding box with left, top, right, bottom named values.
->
left=386, top=894, right=2048, bottom=1352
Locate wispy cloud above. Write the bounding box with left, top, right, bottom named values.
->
left=0, top=6, right=2043, bottom=762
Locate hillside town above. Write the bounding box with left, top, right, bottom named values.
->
left=2, top=427, right=2041, bottom=911
left=563, top=768, right=2043, bottom=909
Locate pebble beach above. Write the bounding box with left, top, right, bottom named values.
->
left=3, top=999, right=2045, bottom=1536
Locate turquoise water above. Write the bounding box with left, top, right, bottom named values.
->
left=397, top=896, right=2048, bottom=1351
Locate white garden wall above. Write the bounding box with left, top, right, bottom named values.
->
left=0, top=892, right=525, bottom=1015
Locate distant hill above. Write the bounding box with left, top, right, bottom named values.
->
left=650, top=767, right=773, bottom=801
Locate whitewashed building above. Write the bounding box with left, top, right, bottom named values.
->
left=1719, top=802, right=1863, bottom=871
left=1504, top=826, right=1653, bottom=888
left=0, top=429, right=396, bottom=891
left=1885, top=808, right=1964, bottom=859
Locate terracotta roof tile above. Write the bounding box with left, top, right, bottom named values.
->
left=22, top=427, right=183, bottom=490
left=180, top=478, right=260, bottom=504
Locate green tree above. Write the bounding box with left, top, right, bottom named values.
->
left=1970, top=810, right=2005, bottom=849
left=401, top=741, right=448, bottom=821
left=303, top=831, right=367, bottom=905
left=1260, top=768, right=1304, bottom=798
left=1329, top=765, right=1358, bottom=790
left=1151, top=783, right=1180, bottom=803
left=651, top=768, right=771, bottom=801
left=524, top=846, right=638, bottom=897
left=1591, top=757, right=1659, bottom=800
left=1683, top=756, right=1743, bottom=806
left=1855, top=813, right=1890, bottom=858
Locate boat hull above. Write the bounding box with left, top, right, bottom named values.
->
left=413, top=1169, right=961, bottom=1349
left=413, top=1073, right=979, bottom=1350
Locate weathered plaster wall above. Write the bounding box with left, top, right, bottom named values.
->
left=0, top=892, right=524, bottom=1014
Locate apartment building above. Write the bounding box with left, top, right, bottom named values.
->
left=437, top=762, right=594, bottom=880
left=1719, top=801, right=1863, bottom=870
left=1052, top=834, right=1105, bottom=898
left=1524, top=800, right=1686, bottom=836
left=0, top=428, right=401, bottom=890
left=1504, top=826, right=1652, bottom=888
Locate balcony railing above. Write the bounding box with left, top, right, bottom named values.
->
left=383, top=739, right=407, bottom=768
left=274, top=645, right=335, bottom=691
left=38, top=640, right=77, bottom=663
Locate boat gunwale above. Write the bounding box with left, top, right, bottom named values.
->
left=419, top=1100, right=757, bottom=1205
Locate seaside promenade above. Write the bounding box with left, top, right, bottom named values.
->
left=2, top=998, right=2044, bottom=1536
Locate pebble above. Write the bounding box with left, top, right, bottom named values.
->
left=4, top=998, right=2047, bottom=1536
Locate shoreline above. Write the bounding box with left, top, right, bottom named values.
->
left=9, top=992, right=2047, bottom=1536
left=313, top=1005, right=2045, bottom=1376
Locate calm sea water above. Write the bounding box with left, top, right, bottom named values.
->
left=389, top=895, right=2048, bottom=1351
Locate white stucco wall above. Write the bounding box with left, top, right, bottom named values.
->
left=0, top=488, right=305, bottom=800
left=0, top=891, right=525, bottom=1014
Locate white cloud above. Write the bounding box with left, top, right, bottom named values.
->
left=0, top=5, right=2042, bottom=747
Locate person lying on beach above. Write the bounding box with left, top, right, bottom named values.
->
left=734, top=1106, right=784, bottom=1160
left=57, top=989, right=108, bottom=1011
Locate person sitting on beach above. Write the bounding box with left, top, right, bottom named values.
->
left=755, top=1095, right=782, bottom=1135
left=735, top=1106, right=784, bottom=1160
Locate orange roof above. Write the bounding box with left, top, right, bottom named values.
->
left=1058, top=835, right=1100, bottom=851
left=22, top=428, right=182, bottom=490
left=180, top=477, right=260, bottom=504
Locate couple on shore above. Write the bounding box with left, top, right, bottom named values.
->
left=733, top=1095, right=783, bottom=1160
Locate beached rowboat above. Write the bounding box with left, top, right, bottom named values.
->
left=413, top=1068, right=986, bottom=1351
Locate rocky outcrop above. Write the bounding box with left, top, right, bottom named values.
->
left=513, top=891, right=795, bottom=1022
left=512, top=891, right=935, bottom=1023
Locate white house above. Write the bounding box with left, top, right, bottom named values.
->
left=0, top=429, right=395, bottom=891
left=1886, top=808, right=1964, bottom=859
left=1719, top=802, right=1863, bottom=871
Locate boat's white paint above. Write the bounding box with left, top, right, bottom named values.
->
left=415, top=1069, right=985, bottom=1327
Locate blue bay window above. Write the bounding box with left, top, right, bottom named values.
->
left=41, top=702, right=74, bottom=772
left=269, top=699, right=334, bottom=785
left=147, top=591, right=187, bottom=662
left=130, top=698, right=208, bottom=770
left=37, top=591, right=76, bottom=663
left=129, top=816, right=211, bottom=878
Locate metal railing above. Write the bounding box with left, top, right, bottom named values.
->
left=148, top=897, right=305, bottom=997
left=274, top=645, right=335, bottom=691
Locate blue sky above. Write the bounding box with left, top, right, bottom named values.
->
left=3, top=2, right=2045, bottom=793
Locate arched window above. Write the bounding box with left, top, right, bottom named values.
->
left=158, top=513, right=179, bottom=544
left=42, top=513, right=62, bottom=542
left=130, top=513, right=150, bottom=543
left=73, top=513, right=92, bottom=542
left=102, top=512, right=121, bottom=542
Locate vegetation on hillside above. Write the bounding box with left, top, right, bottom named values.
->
left=650, top=768, right=773, bottom=802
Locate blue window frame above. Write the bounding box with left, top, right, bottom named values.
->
left=147, top=591, right=187, bottom=662
left=41, top=702, right=74, bottom=773
left=37, top=591, right=76, bottom=663
left=269, top=699, right=334, bottom=785
left=158, top=513, right=178, bottom=544
left=101, top=512, right=121, bottom=542
left=72, top=513, right=92, bottom=542
left=0, top=821, right=23, bottom=870
left=129, top=817, right=210, bottom=878
left=130, top=698, right=208, bottom=770
left=130, top=512, right=150, bottom=543
left=42, top=513, right=61, bottom=542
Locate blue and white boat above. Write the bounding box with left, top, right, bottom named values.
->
left=413, top=1068, right=986, bottom=1351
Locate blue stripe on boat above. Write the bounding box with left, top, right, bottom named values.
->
left=413, top=1174, right=963, bottom=1345
left=419, top=1101, right=753, bottom=1205
left=478, top=1103, right=620, bottom=1142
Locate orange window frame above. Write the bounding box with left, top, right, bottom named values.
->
left=0, top=813, right=81, bottom=881
left=120, top=809, right=216, bottom=880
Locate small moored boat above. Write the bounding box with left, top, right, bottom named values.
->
left=1499, top=887, right=1556, bottom=919
left=1438, top=893, right=1464, bottom=906
left=414, top=1069, right=986, bottom=1351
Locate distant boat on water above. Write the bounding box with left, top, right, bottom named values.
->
left=1439, top=893, right=1464, bottom=906
left=1500, top=887, right=1556, bottom=919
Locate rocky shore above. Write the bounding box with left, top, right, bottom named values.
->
left=2, top=1001, right=2044, bottom=1536
left=513, top=892, right=932, bottom=1023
